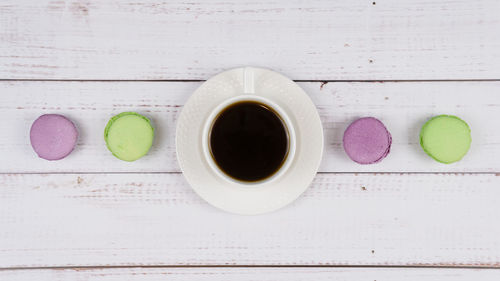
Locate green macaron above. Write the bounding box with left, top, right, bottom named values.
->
left=420, top=115, right=471, bottom=164
left=104, top=112, right=154, bottom=161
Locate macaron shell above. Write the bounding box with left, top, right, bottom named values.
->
left=343, top=117, right=392, bottom=164
left=30, top=114, right=78, bottom=161
left=104, top=112, right=154, bottom=162
left=420, top=115, right=471, bottom=164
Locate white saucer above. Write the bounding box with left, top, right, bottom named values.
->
left=176, top=67, right=324, bottom=215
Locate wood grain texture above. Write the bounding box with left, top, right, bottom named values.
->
left=1, top=81, right=499, bottom=173
left=2, top=0, right=500, bottom=274
left=1, top=0, right=500, bottom=80
left=2, top=267, right=500, bottom=281
left=1, top=173, right=500, bottom=268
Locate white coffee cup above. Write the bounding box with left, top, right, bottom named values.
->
left=201, top=67, right=296, bottom=186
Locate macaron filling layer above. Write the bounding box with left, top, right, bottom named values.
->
left=104, top=112, right=154, bottom=161
left=30, top=114, right=78, bottom=161
left=420, top=115, right=471, bottom=164
left=343, top=117, right=392, bottom=164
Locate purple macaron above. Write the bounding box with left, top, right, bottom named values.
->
left=30, top=114, right=78, bottom=161
left=343, top=117, right=392, bottom=164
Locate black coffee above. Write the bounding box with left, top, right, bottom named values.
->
left=209, top=101, right=289, bottom=182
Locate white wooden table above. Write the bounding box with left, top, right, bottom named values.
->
left=1, top=0, right=500, bottom=279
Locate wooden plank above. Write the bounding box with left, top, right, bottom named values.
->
left=0, top=81, right=498, bottom=173
left=1, top=173, right=499, bottom=267
left=1, top=267, right=500, bottom=281
left=1, top=0, right=500, bottom=80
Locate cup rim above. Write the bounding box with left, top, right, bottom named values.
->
left=201, top=94, right=296, bottom=186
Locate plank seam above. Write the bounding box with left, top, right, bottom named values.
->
left=1, top=172, right=498, bottom=175
left=1, top=265, right=500, bottom=271
left=1, top=79, right=500, bottom=83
